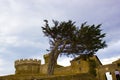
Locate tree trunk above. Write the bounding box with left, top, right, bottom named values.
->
left=47, top=52, right=55, bottom=75
left=47, top=40, right=67, bottom=75
left=47, top=52, right=59, bottom=75
left=47, top=41, right=60, bottom=75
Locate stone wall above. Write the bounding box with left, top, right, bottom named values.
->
left=54, top=66, right=72, bottom=75
left=40, top=64, right=48, bottom=74
left=15, top=59, right=41, bottom=75
left=97, top=59, right=120, bottom=80
left=0, top=73, right=97, bottom=80
left=0, top=54, right=105, bottom=80
left=14, top=55, right=96, bottom=75
left=71, top=59, right=89, bottom=73
left=53, top=58, right=90, bottom=75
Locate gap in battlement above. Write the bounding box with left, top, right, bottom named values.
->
left=57, top=56, right=73, bottom=67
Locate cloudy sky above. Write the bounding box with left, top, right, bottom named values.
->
left=0, top=0, right=120, bottom=76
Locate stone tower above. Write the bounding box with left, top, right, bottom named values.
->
left=44, top=54, right=50, bottom=64
left=15, top=59, right=41, bottom=75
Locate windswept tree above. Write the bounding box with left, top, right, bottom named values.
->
left=42, top=20, right=107, bottom=75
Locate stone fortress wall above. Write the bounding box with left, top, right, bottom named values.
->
left=15, top=59, right=41, bottom=74
left=0, top=54, right=120, bottom=80
left=97, top=59, right=120, bottom=80
left=15, top=59, right=41, bottom=65
left=14, top=54, right=99, bottom=75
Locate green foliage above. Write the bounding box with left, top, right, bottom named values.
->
left=42, top=20, right=107, bottom=75
left=42, top=20, right=107, bottom=56
left=89, top=59, right=97, bottom=76
left=76, top=22, right=107, bottom=56
left=42, top=20, right=77, bottom=53
left=42, top=20, right=78, bottom=75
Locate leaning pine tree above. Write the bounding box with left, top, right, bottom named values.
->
left=42, top=20, right=107, bottom=75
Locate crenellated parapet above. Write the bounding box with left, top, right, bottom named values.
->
left=15, top=59, right=41, bottom=75
left=15, top=59, right=41, bottom=66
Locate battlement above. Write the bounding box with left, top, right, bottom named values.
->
left=44, top=54, right=49, bottom=57
left=15, top=59, right=41, bottom=66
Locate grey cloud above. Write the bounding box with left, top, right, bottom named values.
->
left=97, top=40, right=120, bottom=59
left=0, top=0, right=120, bottom=75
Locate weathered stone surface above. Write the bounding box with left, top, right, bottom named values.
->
left=15, top=59, right=41, bottom=75
left=0, top=54, right=120, bottom=80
